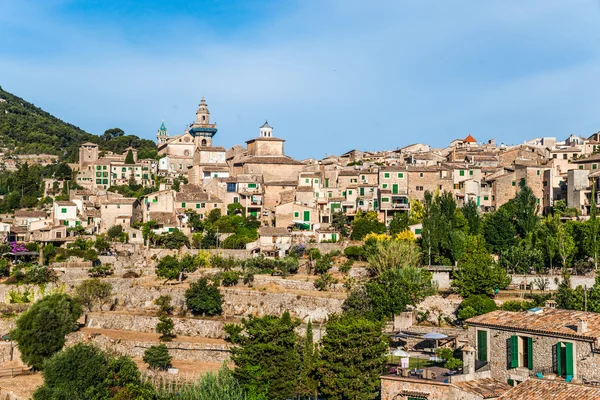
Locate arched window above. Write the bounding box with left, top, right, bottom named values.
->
left=202, top=116, right=206, bottom=122
left=201, top=139, right=207, bottom=146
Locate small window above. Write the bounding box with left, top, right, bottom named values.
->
left=398, top=173, right=404, bottom=178
left=196, top=203, right=200, bottom=209
left=512, top=181, right=516, bottom=186
left=314, top=179, right=319, bottom=183
left=348, top=190, right=353, bottom=195
left=579, top=165, right=584, bottom=170
left=594, top=164, right=598, bottom=170
left=382, top=184, right=388, bottom=189
left=382, top=197, right=389, bottom=202
left=460, top=170, right=465, bottom=176
left=305, top=179, right=310, bottom=183
left=294, top=212, right=299, bottom=218
left=61, top=208, right=67, bottom=213
left=384, top=173, right=390, bottom=179
left=537, top=169, right=541, bottom=175
left=469, top=170, right=473, bottom=176
left=181, top=202, right=186, bottom=208
left=484, top=196, right=489, bottom=201
left=419, top=172, right=424, bottom=178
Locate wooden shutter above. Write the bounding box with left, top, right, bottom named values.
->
left=510, top=335, right=519, bottom=368
left=477, top=330, right=487, bottom=362
left=565, top=342, right=574, bottom=376
left=527, top=337, right=533, bottom=370
left=554, top=342, right=562, bottom=376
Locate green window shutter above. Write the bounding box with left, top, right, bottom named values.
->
left=348, top=190, right=353, bottom=195
left=360, top=187, right=364, bottom=196
left=325, top=178, right=329, bottom=188
left=181, top=202, right=186, bottom=208
left=382, top=184, right=388, bottom=189
left=61, top=208, right=67, bottom=213
left=510, top=335, right=519, bottom=368
left=460, top=170, right=465, bottom=176
left=248, top=183, right=257, bottom=188
left=315, top=193, right=319, bottom=198
left=469, top=170, right=473, bottom=176
left=315, top=179, right=318, bottom=183
left=328, top=192, right=332, bottom=198
left=477, top=330, right=487, bottom=362
left=527, top=337, right=533, bottom=370
left=392, top=184, right=398, bottom=194
left=565, top=342, right=574, bottom=376
left=373, top=199, right=378, bottom=210
left=555, top=342, right=562, bottom=376
left=384, top=173, right=390, bottom=178
left=196, top=203, right=200, bottom=209
left=294, top=212, right=299, bottom=218
left=303, top=211, right=310, bottom=222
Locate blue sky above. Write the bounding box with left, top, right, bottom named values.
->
left=1, top=0, right=600, bottom=159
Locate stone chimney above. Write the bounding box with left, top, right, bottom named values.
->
left=578, top=317, right=588, bottom=334
left=462, top=346, right=476, bottom=376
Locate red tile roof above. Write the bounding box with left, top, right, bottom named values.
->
left=498, top=378, right=600, bottom=399
left=463, top=134, right=477, bottom=143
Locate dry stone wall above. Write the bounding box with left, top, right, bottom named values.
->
left=66, top=332, right=230, bottom=363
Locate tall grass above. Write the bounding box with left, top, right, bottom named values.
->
left=151, top=364, right=247, bottom=400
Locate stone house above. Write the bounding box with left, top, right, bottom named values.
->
left=467, top=307, right=600, bottom=384
left=257, top=226, right=292, bottom=257
left=274, top=201, right=319, bottom=230
left=406, top=166, right=453, bottom=201
left=380, top=375, right=510, bottom=400
left=99, top=198, right=139, bottom=233
left=52, top=201, right=80, bottom=228
left=14, top=210, right=48, bottom=229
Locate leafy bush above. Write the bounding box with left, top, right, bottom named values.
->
left=339, top=259, right=354, bottom=274
left=185, top=278, right=222, bottom=317
left=344, top=246, right=365, bottom=261
left=500, top=300, right=536, bottom=312
left=143, top=344, right=171, bottom=370
left=107, top=225, right=124, bottom=241
left=9, top=264, right=58, bottom=285
left=307, top=248, right=322, bottom=260
left=156, top=255, right=184, bottom=281
left=328, top=249, right=341, bottom=257
left=314, top=273, right=338, bottom=291
left=221, top=271, right=241, bottom=287
left=315, top=255, right=333, bottom=275
left=8, top=289, right=31, bottom=304
left=88, top=264, right=114, bottom=278
left=457, top=306, right=478, bottom=320
left=12, top=294, right=83, bottom=370
left=34, top=344, right=148, bottom=398
left=153, top=364, right=246, bottom=399
left=458, top=295, right=497, bottom=318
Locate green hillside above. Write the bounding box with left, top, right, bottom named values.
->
left=0, top=86, right=158, bottom=162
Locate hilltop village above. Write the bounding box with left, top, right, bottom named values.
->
left=2, top=98, right=600, bottom=399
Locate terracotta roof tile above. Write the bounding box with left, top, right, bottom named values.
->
left=467, top=309, right=600, bottom=340
left=453, top=378, right=511, bottom=398
left=498, top=378, right=600, bottom=399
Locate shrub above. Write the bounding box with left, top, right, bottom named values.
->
left=12, top=294, right=83, bottom=370
left=107, top=225, right=124, bottom=241
left=314, top=273, right=338, bottom=291
left=88, top=264, right=114, bottom=278
left=156, top=255, right=183, bottom=282
left=185, top=278, right=223, bottom=316
left=307, top=248, right=322, bottom=260
left=315, top=255, right=333, bottom=275
left=328, top=249, right=341, bottom=257
left=339, top=259, right=354, bottom=274
left=221, top=271, right=241, bottom=287
left=122, top=271, right=140, bottom=278
left=458, top=295, right=497, bottom=318
left=0, top=259, right=10, bottom=277
left=75, top=279, right=113, bottom=312
left=154, top=295, right=174, bottom=317
left=8, top=289, right=32, bottom=304
left=143, top=344, right=171, bottom=370
left=457, top=306, right=478, bottom=320
left=156, top=316, right=176, bottom=342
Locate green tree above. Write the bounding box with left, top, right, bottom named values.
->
left=557, top=220, right=576, bottom=269
left=537, top=215, right=560, bottom=273
left=514, top=182, right=540, bottom=238
left=319, top=314, right=388, bottom=400
left=297, top=321, right=318, bottom=398
left=332, top=210, right=349, bottom=237
left=185, top=277, right=223, bottom=316
left=143, top=344, right=172, bottom=370
left=350, top=210, right=386, bottom=240
left=388, top=212, right=409, bottom=235
left=154, top=294, right=174, bottom=317
left=74, top=279, right=113, bottom=312
left=124, top=149, right=135, bottom=164
left=588, top=185, right=600, bottom=271
left=12, top=294, right=83, bottom=370
left=156, top=316, right=176, bottom=342
left=158, top=228, right=190, bottom=249
left=453, top=235, right=511, bottom=297
left=33, top=345, right=153, bottom=399
left=482, top=207, right=516, bottom=254
left=155, top=255, right=182, bottom=282
left=462, top=199, right=481, bottom=235
left=230, top=312, right=300, bottom=399
left=107, top=224, right=124, bottom=241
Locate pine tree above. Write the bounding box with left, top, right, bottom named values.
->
left=297, top=320, right=318, bottom=398
left=319, top=314, right=388, bottom=400
left=124, top=149, right=135, bottom=164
